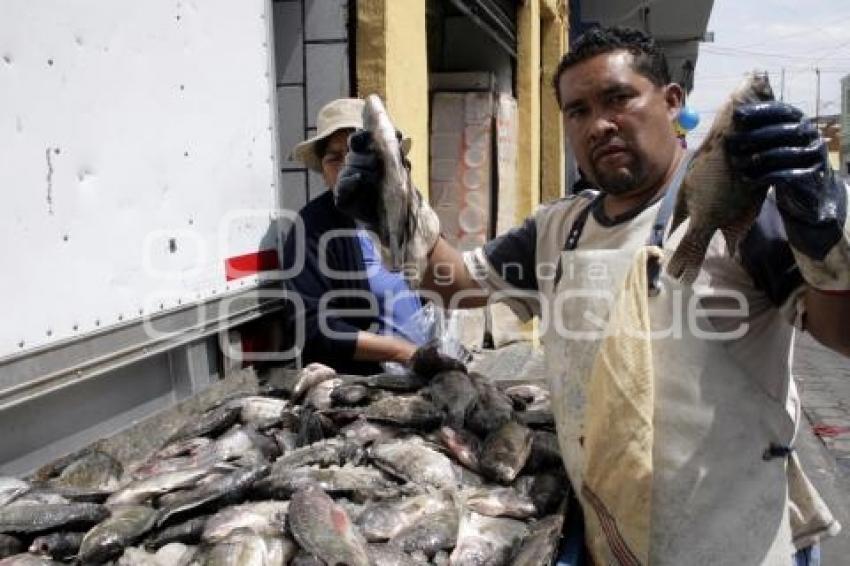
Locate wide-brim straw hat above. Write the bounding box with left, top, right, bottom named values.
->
left=291, top=97, right=411, bottom=172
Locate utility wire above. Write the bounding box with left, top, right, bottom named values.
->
left=701, top=46, right=850, bottom=63
left=722, top=12, right=850, bottom=50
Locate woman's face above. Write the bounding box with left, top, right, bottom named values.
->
left=320, top=129, right=354, bottom=189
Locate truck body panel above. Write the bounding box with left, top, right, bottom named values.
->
left=0, top=0, right=280, bottom=358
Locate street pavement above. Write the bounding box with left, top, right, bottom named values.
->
left=471, top=333, right=850, bottom=561
left=794, top=333, right=850, bottom=561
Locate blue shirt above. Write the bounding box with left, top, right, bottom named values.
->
left=356, top=229, right=430, bottom=346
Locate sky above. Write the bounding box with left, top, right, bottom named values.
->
left=687, top=0, right=850, bottom=144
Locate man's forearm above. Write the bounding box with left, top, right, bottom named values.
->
left=803, top=288, right=850, bottom=358
left=353, top=331, right=417, bottom=364
left=420, top=237, right=489, bottom=309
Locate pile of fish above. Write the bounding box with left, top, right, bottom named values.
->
left=0, top=344, right=567, bottom=565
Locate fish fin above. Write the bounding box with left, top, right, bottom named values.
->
left=668, top=190, right=690, bottom=237
left=667, top=227, right=714, bottom=285
left=720, top=226, right=744, bottom=257
left=720, top=206, right=762, bottom=257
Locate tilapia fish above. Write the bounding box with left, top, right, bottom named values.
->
left=510, top=513, right=564, bottom=566
left=288, top=485, right=370, bottom=566
left=144, top=514, right=208, bottom=549
left=389, top=507, right=459, bottom=557
left=254, top=464, right=402, bottom=502
left=425, top=371, right=477, bottom=428
left=460, top=486, right=537, bottom=519
left=78, top=505, right=159, bottom=563
left=370, top=437, right=459, bottom=490
left=356, top=491, right=454, bottom=542
left=202, top=501, right=289, bottom=543
left=200, top=529, right=294, bottom=566
left=270, top=438, right=364, bottom=473
left=361, top=94, right=417, bottom=272
left=479, top=421, right=533, bottom=484
left=437, top=427, right=481, bottom=473
left=155, top=465, right=269, bottom=527
left=365, top=396, right=443, bottom=430
left=107, top=467, right=212, bottom=506
left=449, top=511, right=529, bottom=566
left=667, top=73, right=775, bottom=283
left=0, top=503, right=107, bottom=535
left=29, top=532, right=84, bottom=561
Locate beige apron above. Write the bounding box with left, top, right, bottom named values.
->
left=542, top=166, right=796, bottom=563
left=544, top=245, right=796, bottom=565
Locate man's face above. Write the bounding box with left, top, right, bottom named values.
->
left=320, top=129, right=353, bottom=189
left=558, top=50, right=682, bottom=196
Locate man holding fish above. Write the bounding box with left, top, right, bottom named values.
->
left=334, top=25, right=850, bottom=565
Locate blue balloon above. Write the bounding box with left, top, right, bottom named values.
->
left=678, top=106, right=700, bottom=131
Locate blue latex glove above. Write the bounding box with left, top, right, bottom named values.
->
left=725, top=101, right=847, bottom=261
left=334, top=130, right=383, bottom=228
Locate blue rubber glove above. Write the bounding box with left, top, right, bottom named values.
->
left=334, top=130, right=383, bottom=228
left=725, top=101, right=847, bottom=262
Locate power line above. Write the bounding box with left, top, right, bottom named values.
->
left=701, top=45, right=850, bottom=63
left=813, top=36, right=850, bottom=66
left=722, top=12, right=850, bottom=51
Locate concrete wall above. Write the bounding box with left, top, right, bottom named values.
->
left=273, top=0, right=351, bottom=212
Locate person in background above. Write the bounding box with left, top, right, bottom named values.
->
left=281, top=98, right=430, bottom=375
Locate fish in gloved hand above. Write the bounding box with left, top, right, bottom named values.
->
left=334, top=95, right=441, bottom=285
left=667, top=72, right=775, bottom=283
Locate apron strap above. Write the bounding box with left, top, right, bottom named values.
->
left=647, top=151, right=693, bottom=248
left=553, top=194, right=603, bottom=286
left=646, top=152, right=693, bottom=294
left=565, top=194, right=603, bottom=252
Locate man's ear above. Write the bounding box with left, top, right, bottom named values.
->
left=664, top=83, right=685, bottom=121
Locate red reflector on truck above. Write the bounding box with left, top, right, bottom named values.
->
left=225, top=249, right=280, bottom=281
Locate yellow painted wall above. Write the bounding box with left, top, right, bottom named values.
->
left=516, top=0, right=542, bottom=224
left=541, top=2, right=567, bottom=203
left=356, top=0, right=430, bottom=196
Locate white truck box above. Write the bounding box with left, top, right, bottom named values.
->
left=0, top=0, right=288, bottom=474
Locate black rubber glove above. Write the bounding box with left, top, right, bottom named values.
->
left=725, top=101, right=848, bottom=261
left=334, top=130, right=382, bottom=228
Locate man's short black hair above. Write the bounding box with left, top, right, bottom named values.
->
left=553, top=26, right=671, bottom=104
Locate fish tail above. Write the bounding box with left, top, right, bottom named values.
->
left=667, top=227, right=714, bottom=285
